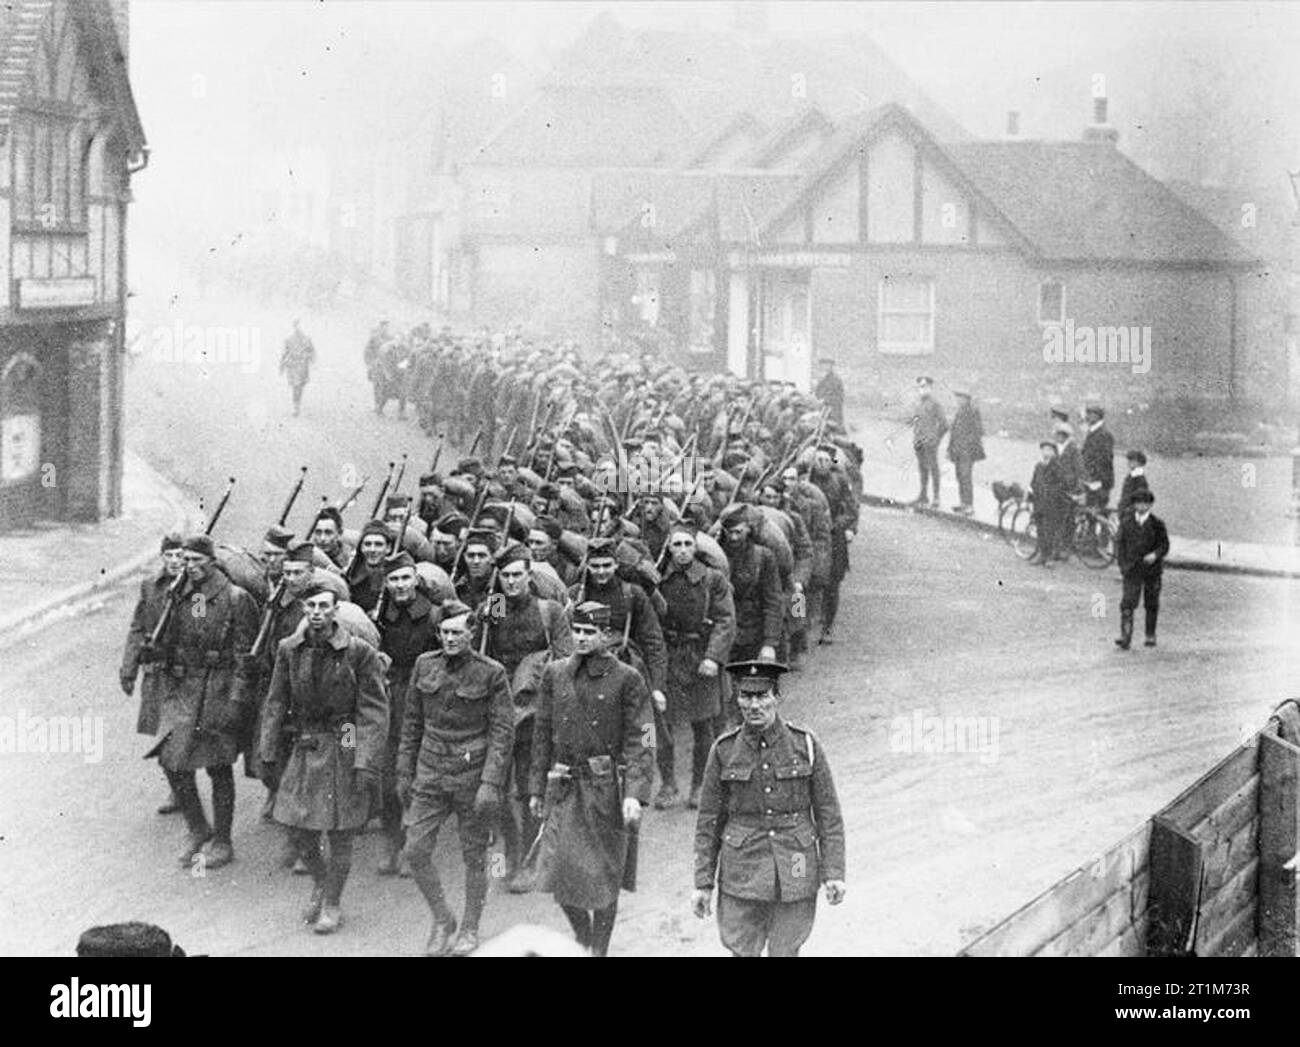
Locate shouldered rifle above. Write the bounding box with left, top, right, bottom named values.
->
left=467, top=428, right=484, bottom=458
left=336, top=475, right=369, bottom=516
left=429, top=433, right=445, bottom=474
left=278, top=466, right=307, bottom=526
left=148, top=477, right=235, bottom=650
left=369, top=461, right=396, bottom=520
left=390, top=453, right=409, bottom=500
left=370, top=505, right=411, bottom=625
left=450, top=481, right=491, bottom=584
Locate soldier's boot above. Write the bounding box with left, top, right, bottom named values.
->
left=410, top=860, right=457, bottom=955
left=498, top=805, right=522, bottom=882
left=168, top=771, right=212, bottom=866
left=260, top=787, right=277, bottom=823
left=1115, top=610, right=1134, bottom=650
left=590, top=904, right=618, bottom=958
left=203, top=766, right=236, bottom=869
left=301, top=884, right=325, bottom=926
left=315, top=831, right=352, bottom=935
left=450, top=858, right=488, bottom=956
left=158, top=779, right=182, bottom=816
left=499, top=806, right=535, bottom=889
left=561, top=906, right=592, bottom=950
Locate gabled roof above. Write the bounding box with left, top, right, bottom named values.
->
left=466, top=82, right=690, bottom=168
left=1164, top=179, right=1298, bottom=272
left=753, top=102, right=1255, bottom=266
left=0, top=0, right=145, bottom=156
left=742, top=103, right=834, bottom=168
left=948, top=142, right=1258, bottom=265
left=679, top=110, right=765, bottom=169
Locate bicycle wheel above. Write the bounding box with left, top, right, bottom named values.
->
left=1010, top=504, right=1037, bottom=559
left=1080, top=514, right=1117, bottom=569
left=998, top=499, right=1016, bottom=539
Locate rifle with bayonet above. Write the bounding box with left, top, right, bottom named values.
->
left=250, top=469, right=311, bottom=662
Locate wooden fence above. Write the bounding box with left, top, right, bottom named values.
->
left=961, top=703, right=1300, bottom=957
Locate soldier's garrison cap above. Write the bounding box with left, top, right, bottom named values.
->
left=160, top=532, right=184, bottom=552
left=383, top=550, right=416, bottom=575
left=438, top=599, right=473, bottom=624
left=77, top=922, right=185, bottom=958
left=284, top=539, right=316, bottom=563
left=495, top=543, right=532, bottom=569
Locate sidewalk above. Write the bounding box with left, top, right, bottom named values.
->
left=0, top=452, right=194, bottom=641
left=850, top=415, right=1300, bottom=579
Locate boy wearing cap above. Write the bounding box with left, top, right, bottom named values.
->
left=1115, top=490, right=1169, bottom=649
left=119, top=533, right=187, bottom=815
left=149, top=535, right=259, bottom=871
left=692, top=660, right=845, bottom=957
left=528, top=601, right=654, bottom=957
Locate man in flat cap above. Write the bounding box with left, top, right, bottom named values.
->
left=1115, top=489, right=1168, bottom=650
left=1081, top=405, right=1115, bottom=511
left=260, top=582, right=388, bottom=933
left=399, top=599, right=514, bottom=955
left=528, top=601, right=654, bottom=956
left=478, top=544, right=573, bottom=891
left=909, top=376, right=948, bottom=510
left=693, top=660, right=845, bottom=957
left=375, top=549, right=441, bottom=874
left=119, top=532, right=187, bottom=816
left=946, top=391, right=985, bottom=516
left=148, top=534, right=259, bottom=871
left=657, top=523, right=736, bottom=810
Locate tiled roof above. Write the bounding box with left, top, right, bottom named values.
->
left=948, top=141, right=1258, bottom=265
left=1164, top=179, right=1297, bottom=271
left=0, top=0, right=54, bottom=138
left=467, top=82, right=691, bottom=168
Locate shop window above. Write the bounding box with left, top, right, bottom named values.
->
left=1, top=354, right=43, bottom=486
left=878, top=277, right=935, bottom=354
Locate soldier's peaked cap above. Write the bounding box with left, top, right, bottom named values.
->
left=572, top=601, right=611, bottom=628
left=439, top=599, right=473, bottom=623
left=726, top=660, right=790, bottom=693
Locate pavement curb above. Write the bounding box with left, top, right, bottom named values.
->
left=860, top=493, right=1300, bottom=580
left=0, top=453, right=197, bottom=642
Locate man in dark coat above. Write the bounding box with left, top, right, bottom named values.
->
left=479, top=545, right=573, bottom=892
left=528, top=601, right=654, bottom=957
left=398, top=601, right=514, bottom=957
left=656, top=523, right=737, bottom=811
left=375, top=550, right=441, bottom=875
left=258, top=584, right=388, bottom=934
left=119, top=533, right=186, bottom=815
left=692, top=661, right=845, bottom=957
left=813, top=357, right=845, bottom=427
left=1080, top=405, right=1115, bottom=510
left=1028, top=442, right=1069, bottom=567
left=909, top=376, right=948, bottom=508
left=149, top=535, right=258, bottom=871
left=807, top=449, right=856, bottom=645
left=946, top=390, right=985, bottom=515
left=717, top=503, right=782, bottom=669
left=1053, top=421, right=1084, bottom=558
left=1114, top=489, right=1169, bottom=649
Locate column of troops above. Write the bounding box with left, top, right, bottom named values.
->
left=119, top=329, right=852, bottom=957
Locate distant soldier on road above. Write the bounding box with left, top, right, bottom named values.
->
left=693, top=660, right=845, bottom=957
left=280, top=319, right=316, bottom=417
left=814, top=357, right=845, bottom=427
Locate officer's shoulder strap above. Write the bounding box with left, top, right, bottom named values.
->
left=786, top=722, right=816, bottom=767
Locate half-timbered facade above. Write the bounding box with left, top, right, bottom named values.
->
left=0, top=0, right=144, bottom=530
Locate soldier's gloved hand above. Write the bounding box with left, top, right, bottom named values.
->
left=474, top=782, right=501, bottom=818
left=396, top=774, right=413, bottom=808
left=824, top=880, right=847, bottom=906
left=758, top=645, right=776, bottom=662
left=528, top=795, right=544, bottom=819
left=845, top=529, right=855, bottom=543
left=622, top=797, right=641, bottom=826
left=697, top=658, right=719, bottom=678
left=691, top=888, right=713, bottom=919
left=651, top=689, right=667, bottom=713
left=119, top=671, right=136, bottom=696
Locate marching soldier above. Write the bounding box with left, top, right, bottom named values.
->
left=813, top=357, right=845, bottom=427
left=375, top=549, right=441, bottom=875
left=119, top=533, right=186, bottom=815
left=716, top=504, right=781, bottom=668
left=398, top=601, right=514, bottom=956
left=808, top=445, right=857, bottom=646
left=259, top=583, right=388, bottom=933
left=148, top=534, right=259, bottom=871
left=528, top=601, right=654, bottom=957
left=478, top=544, right=573, bottom=891
left=692, top=661, right=846, bottom=957
left=311, top=507, right=350, bottom=571
left=656, top=523, right=736, bottom=810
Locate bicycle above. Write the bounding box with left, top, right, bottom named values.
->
left=1005, top=493, right=1116, bottom=567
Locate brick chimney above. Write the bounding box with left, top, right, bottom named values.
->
left=1082, top=95, right=1118, bottom=146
